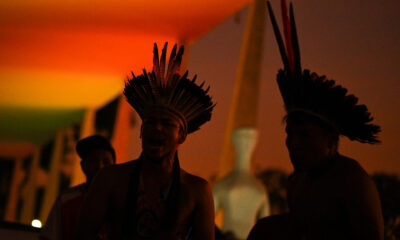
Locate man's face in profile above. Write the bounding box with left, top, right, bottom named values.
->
left=141, top=108, right=185, bottom=162
left=81, top=149, right=114, bottom=183
left=285, top=119, right=332, bottom=172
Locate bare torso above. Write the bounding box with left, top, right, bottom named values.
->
left=248, top=154, right=383, bottom=240
left=75, top=158, right=215, bottom=240
left=286, top=154, right=383, bottom=239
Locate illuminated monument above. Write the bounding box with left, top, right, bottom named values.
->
left=213, top=0, right=270, bottom=239
left=213, top=128, right=269, bottom=239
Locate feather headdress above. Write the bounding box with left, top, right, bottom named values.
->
left=124, top=42, right=215, bottom=134
left=267, top=0, right=380, bottom=143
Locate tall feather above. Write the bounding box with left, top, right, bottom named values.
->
left=153, top=43, right=161, bottom=84
left=160, top=42, right=168, bottom=86
left=281, top=0, right=294, bottom=76
left=174, top=46, right=184, bottom=75
left=165, top=45, right=178, bottom=82
left=267, top=1, right=290, bottom=73
left=289, top=3, right=302, bottom=79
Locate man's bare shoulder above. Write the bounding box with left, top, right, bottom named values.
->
left=334, top=154, right=376, bottom=193
left=180, top=169, right=209, bottom=187
left=334, top=155, right=370, bottom=178
left=180, top=169, right=212, bottom=201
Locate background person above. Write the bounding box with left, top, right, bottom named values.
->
left=40, top=135, right=116, bottom=240
left=248, top=1, right=384, bottom=239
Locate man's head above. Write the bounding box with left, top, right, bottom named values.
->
left=76, top=135, right=116, bottom=183
left=141, top=107, right=186, bottom=162
left=124, top=42, right=215, bottom=137
left=285, top=111, right=339, bottom=172
left=267, top=1, right=380, bottom=156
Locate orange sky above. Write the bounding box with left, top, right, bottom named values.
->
left=0, top=0, right=249, bottom=108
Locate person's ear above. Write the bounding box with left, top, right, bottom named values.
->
left=178, top=128, right=187, bottom=144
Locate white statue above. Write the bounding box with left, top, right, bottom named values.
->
left=213, top=127, right=270, bottom=239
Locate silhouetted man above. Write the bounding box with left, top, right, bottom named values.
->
left=74, top=43, right=216, bottom=240
left=41, top=135, right=116, bottom=240
left=248, top=1, right=384, bottom=239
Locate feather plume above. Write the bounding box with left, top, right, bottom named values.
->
left=124, top=42, right=215, bottom=134
left=267, top=1, right=380, bottom=143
